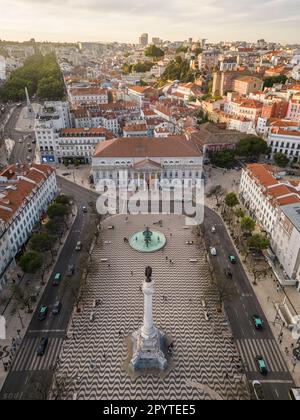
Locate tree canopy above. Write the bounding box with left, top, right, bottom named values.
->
left=47, top=203, right=68, bottom=220
left=248, top=234, right=270, bottom=252
left=273, top=152, right=290, bottom=168
left=225, top=192, right=239, bottom=208
left=160, top=56, right=197, bottom=83
left=211, top=150, right=235, bottom=168
left=0, top=53, right=65, bottom=101
left=145, top=45, right=164, bottom=58
left=29, top=233, right=53, bottom=253
left=241, top=216, right=256, bottom=233
left=236, top=135, right=269, bottom=158
left=263, top=75, right=287, bottom=88
left=19, top=250, right=43, bottom=274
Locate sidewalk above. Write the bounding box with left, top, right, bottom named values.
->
left=0, top=207, right=77, bottom=391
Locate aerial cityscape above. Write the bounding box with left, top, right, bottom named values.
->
left=0, top=0, right=300, bottom=404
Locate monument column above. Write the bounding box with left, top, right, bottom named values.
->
left=141, top=280, right=156, bottom=339
left=130, top=266, right=167, bottom=371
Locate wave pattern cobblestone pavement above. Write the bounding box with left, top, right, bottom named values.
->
left=57, top=215, right=249, bottom=400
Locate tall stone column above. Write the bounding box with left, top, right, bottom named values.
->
left=130, top=269, right=167, bottom=371
left=141, top=280, right=155, bottom=339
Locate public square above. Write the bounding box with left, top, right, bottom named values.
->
left=56, top=214, right=249, bottom=400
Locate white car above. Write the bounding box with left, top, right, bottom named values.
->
left=211, top=226, right=216, bottom=233
left=210, top=247, right=217, bottom=256
left=18, top=139, right=22, bottom=144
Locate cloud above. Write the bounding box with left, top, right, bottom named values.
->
left=0, top=0, right=299, bottom=43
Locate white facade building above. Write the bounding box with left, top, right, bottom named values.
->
left=69, top=87, right=109, bottom=107
left=0, top=164, right=57, bottom=290
left=268, top=128, right=300, bottom=162
left=271, top=203, right=300, bottom=289
left=92, top=136, right=203, bottom=187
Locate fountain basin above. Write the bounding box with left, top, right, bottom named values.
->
left=129, top=230, right=167, bottom=253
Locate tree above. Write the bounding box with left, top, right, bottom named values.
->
left=10, top=284, right=36, bottom=314
left=240, top=216, right=256, bottom=235
left=145, top=45, right=164, bottom=58
left=274, top=152, right=290, bottom=168
left=248, top=234, right=270, bottom=252
left=225, top=192, right=239, bottom=209
left=45, top=219, right=63, bottom=237
left=55, top=194, right=72, bottom=207
left=47, top=203, right=68, bottom=220
left=236, top=136, right=269, bottom=159
left=0, top=53, right=65, bottom=101
left=29, top=233, right=53, bottom=254
left=211, top=150, right=235, bottom=168
left=19, top=251, right=43, bottom=275
left=207, top=185, right=225, bottom=206
left=210, top=276, right=237, bottom=310
left=224, top=192, right=239, bottom=221
left=263, top=75, right=287, bottom=88
left=176, top=45, right=189, bottom=54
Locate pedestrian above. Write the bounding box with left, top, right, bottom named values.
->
left=225, top=373, right=229, bottom=380
left=279, top=339, right=283, bottom=345
left=291, top=343, right=294, bottom=349
left=276, top=285, right=280, bottom=293
left=166, top=256, right=168, bottom=261
left=267, top=296, right=270, bottom=302
left=107, top=264, right=111, bottom=268
left=131, top=270, right=133, bottom=276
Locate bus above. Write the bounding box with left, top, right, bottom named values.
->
left=289, top=388, right=300, bottom=400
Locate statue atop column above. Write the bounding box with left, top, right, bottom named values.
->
left=130, top=267, right=167, bottom=371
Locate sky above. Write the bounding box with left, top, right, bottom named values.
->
left=0, top=0, right=299, bottom=44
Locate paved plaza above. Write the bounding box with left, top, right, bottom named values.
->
left=56, top=214, right=249, bottom=400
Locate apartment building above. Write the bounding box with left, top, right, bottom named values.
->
left=0, top=164, right=57, bottom=289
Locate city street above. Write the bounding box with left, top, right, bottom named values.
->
left=203, top=206, right=295, bottom=400
left=0, top=178, right=98, bottom=400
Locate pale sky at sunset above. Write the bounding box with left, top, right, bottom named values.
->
left=0, top=0, right=299, bottom=44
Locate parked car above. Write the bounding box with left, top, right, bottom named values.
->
left=18, top=138, right=22, bottom=144
left=52, top=272, right=61, bottom=286
left=211, top=226, right=216, bottom=233
left=228, top=255, right=237, bottom=264
left=37, top=337, right=48, bottom=356
left=256, top=355, right=268, bottom=376
left=66, top=264, right=75, bottom=277
left=82, top=206, right=88, bottom=213
left=210, top=247, right=217, bottom=256
left=52, top=301, right=62, bottom=315
left=38, top=305, right=48, bottom=321
left=252, top=315, right=264, bottom=330
left=26, top=155, right=31, bottom=161
left=252, top=380, right=264, bottom=400
left=62, top=172, right=71, bottom=177
left=75, top=241, right=82, bottom=252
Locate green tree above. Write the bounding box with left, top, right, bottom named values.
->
left=263, top=75, right=287, bottom=88
left=236, top=135, right=269, bottom=159
left=241, top=216, right=256, bottom=234
left=274, top=152, right=290, bottom=168
left=19, top=251, right=43, bottom=274
left=211, top=150, right=235, bottom=168
left=145, top=45, right=164, bottom=58
left=248, top=234, right=270, bottom=252
left=47, top=203, right=68, bottom=220
left=29, top=232, right=53, bottom=252
left=176, top=45, right=189, bottom=54
left=225, top=192, right=239, bottom=208
left=55, top=194, right=72, bottom=206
